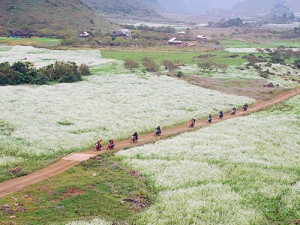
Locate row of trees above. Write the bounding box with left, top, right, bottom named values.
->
left=124, top=58, right=229, bottom=76
left=0, top=61, right=90, bottom=85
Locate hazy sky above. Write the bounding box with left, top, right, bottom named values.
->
left=159, top=0, right=241, bottom=13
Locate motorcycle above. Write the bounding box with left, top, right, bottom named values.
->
left=106, top=143, right=114, bottom=150
left=189, top=121, right=195, bottom=128
left=154, top=129, right=161, bottom=137
left=130, top=136, right=138, bottom=143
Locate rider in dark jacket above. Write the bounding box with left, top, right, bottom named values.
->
left=218, top=111, right=224, bottom=119
left=132, top=132, right=138, bottom=141
left=208, top=114, right=212, bottom=123
left=155, top=126, right=161, bottom=135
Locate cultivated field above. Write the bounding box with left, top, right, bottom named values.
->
left=0, top=73, right=253, bottom=181
left=0, top=46, right=113, bottom=68
left=118, top=96, right=300, bottom=224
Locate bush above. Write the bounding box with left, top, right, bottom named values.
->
left=162, top=60, right=178, bottom=72
left=40, top=61, right=82, bottom=83
left=123, top=59, right=139, bottom=71
left=176, top=71, right=184, bottom=77
left=0, top=61, right=46, bottom=85
left=142, top=57, right=159, bottom=72
left=0, top=61, right=89, bottom=85
left=79, top=63, right=91, bottom=75
left=294, top=59, right=300, bottom=68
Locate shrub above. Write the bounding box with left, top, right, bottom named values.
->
left=123, top=59, right=139, bottom=71
left=41, top=61, right=82, bottom=83
left=78, top=63, right=91, bottom=75
left=0, top=61, right=47, bottom=85
left=294, top=59, right=300, bottom=68
left=0, top=61, right=89, bottom=86
left=162, top=60, right=178, bottom=72
left=142, top=57, right=159, bottom=73
left=176, top=71, right=184, bottom=77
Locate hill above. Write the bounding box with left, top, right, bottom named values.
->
left=0, top=0, right=117, bottom=37
left=158, top=0, right=238, bottom=14
left=232, top=0, right=300, bottom=17
left=80, top=0, right=165, bottom=20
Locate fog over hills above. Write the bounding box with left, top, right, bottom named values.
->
left=158, top=0, right=300, bottom=16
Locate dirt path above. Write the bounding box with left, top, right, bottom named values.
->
left=0, top=87, right=299, bottom=198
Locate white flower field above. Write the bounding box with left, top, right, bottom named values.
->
left=0, top=46, right=113, bottom=68
left=118, top=96, right=300, bottom=224
left=0, top=73, right=253, bottom=177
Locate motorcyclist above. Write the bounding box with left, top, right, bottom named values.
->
left=155, top=126, right=161, bottom=136
left=94, top=138, right=103, bottom=151
left=231, top=107, right=237, bottom=115
left=218, top=111, right=224, bottom=119
left=189, top=118, right=196, bottom=128
left=132, top=131, right=138, bottom=141
left=208, top=114, right=212, bottom=123
left=243, top=103, right=249, bottom=111
left=108, top=139, right=115, bottom=149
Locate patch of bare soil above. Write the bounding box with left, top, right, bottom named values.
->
left=1, top=203, right=26, bottom=214
left=122, top=196, right=150, bottom=210
left=62, top=187, right=86, bottom=198
left=293, top=219, right=300, bottom=225
left=184, top=76, right=286, bottom=101
left=128, top=171, right=142, bottom=179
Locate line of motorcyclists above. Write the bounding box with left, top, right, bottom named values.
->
left=94, top=104, right=249, bottom=151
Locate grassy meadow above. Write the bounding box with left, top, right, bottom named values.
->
left=101, top=49, right=251, bottom=66
left=117, top=96, right=300, bottom=224
left=0, top=37, right=62, bottom=46
left=220, top=39, right=300, bottom=49
left=0, top=154, right=156, bottom=224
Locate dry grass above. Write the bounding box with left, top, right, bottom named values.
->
left=183, top=76, right=286, bottom=101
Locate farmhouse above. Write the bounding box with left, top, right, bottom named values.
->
left=112, top=29, right=131, bottom=38
left=195, top=35, right=209, bottom=44
left=79, top=31, right=90, bottom=38
left=10, top=30, right=31, bottom=38
left=168, top=37, right=182, bottom=44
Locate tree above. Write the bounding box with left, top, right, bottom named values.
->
left=123, top=59, right=139, bottom=71
left=197, top=61, right=214, bottom=72
left=162, top=60, right=178, bottom=72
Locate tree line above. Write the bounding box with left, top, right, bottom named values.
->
left=0, top=61, right=90, bottom=85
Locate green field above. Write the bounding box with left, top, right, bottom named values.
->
left=0, top=154, right=156, bottom=224
left=101, top=49, right=250, bottom=66
left=0, top=37, right=62, bottom=46
left=221, top=39, right=300, bottom=48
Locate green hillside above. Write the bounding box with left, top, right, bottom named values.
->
left=81, top=0, right=165, bottom=20
left=0, top=0, right=118, bottom=37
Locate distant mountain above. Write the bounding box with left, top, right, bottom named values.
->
left=0, top=0, right=116, bottom=37
left=80, top=0, right=165, bottom=20
left=264, top=4, right=297, bottom=23
left=158, top=0, right=187, bottom=14
left=232, top=0, right=300, bottom=17
left=158, top=0, right=238, bottom=14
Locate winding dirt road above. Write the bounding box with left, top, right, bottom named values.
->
left=0, top=87, right=299, bottom=198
